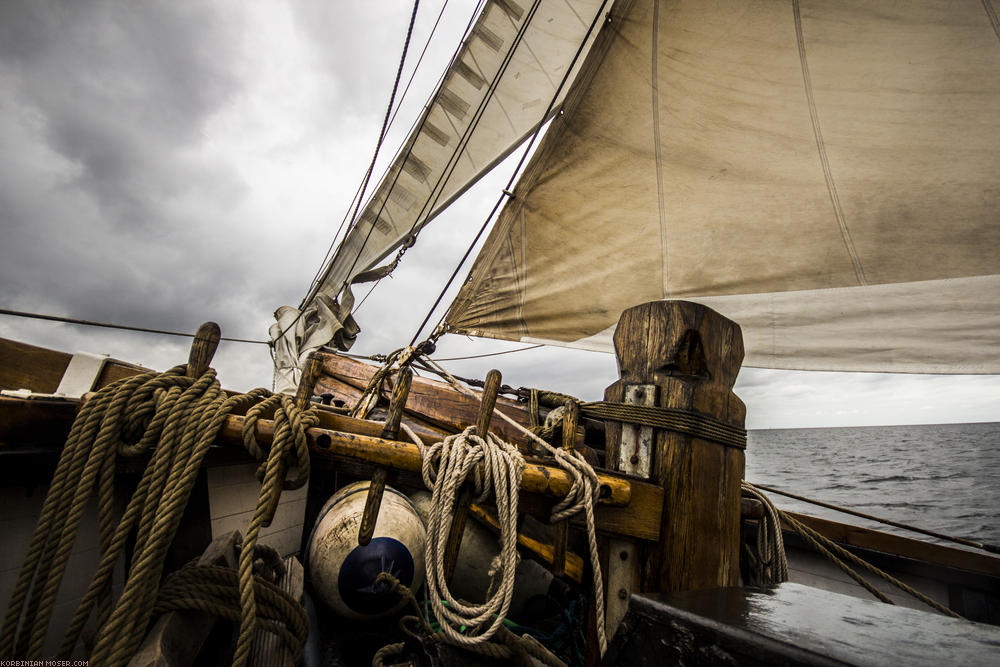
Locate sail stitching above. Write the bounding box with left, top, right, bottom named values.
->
left=651, top=0, right=669, bottom=297
left=793, top=0, right=868, bottom=286
left=984, top=0, right=1000, bottom=43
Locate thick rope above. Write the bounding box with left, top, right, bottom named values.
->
left=740, top=481, right=788, bottom=585
left=419, top=426, right=525, bottom=646
left=0, top=364, right=316, bottom=665
left=581, top=401, right=746, bottom=449
left=155, top=563, right=308, bottom=664
left=418, top=360, right=608, bottom=657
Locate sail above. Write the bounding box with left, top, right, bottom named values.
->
left=446, top=0, right=1000, bottom=373
left=310, top=0, right=607, bottom=319
left=271, top=0, right=607, bottom=390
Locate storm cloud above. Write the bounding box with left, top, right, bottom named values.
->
left=0, top=1, right=997, bottom=427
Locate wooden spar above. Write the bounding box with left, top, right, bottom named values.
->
left=217, top=416, right=636, bottom=506
left=358, top=367, right=413, bottom=545
left=443, top=369, right=502, bottom=581
left=604, top=301, right=746, bottom=593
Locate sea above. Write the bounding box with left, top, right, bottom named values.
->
left=745, top=422, right=1000, bottom=550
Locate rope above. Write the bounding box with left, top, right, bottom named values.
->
left=350, top=346, right=418, bottom=419
left=740, top=482, right=788, bottom=585
left=753, top=483, right=999, bottom=554
left=0, top=307, right=267, bottom=344
left=419, top=426, right=525, bottom=646
left=418, top=358, right=608, bottom=657
left=155, top=563, right=308, bottom=664
left=371, top=573, right=567, bottom=667
left=581, top=401, right=746, bottom=450
left=742, top=483, right=963, bottom=619
left=0, top=363, right=316, bottom=665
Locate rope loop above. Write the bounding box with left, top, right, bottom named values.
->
left=419, top=425, right=525, bottom=647
left=0, top=358, right=315, bottom=667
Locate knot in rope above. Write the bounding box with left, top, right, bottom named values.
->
left=419, top=425, right=525, bottom=647
left=351, top=346, right=418, bottom=419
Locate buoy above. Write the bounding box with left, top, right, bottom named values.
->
left=306, top=481, right=426, bottom=619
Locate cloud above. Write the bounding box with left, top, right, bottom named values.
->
left=1, top=0, right=998, bottom=427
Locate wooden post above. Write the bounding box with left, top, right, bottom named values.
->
left=443, top=369, right=502, bottom=581
left=186, top=322, right=221, bottom=378
left=358, top=367, right=413, bottom=545
left=551, top=399, right=578, bottom=579
left=604, top=301, right=745, bottom=593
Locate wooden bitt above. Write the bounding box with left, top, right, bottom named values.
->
left=186, top=322, right=221, bottom=378
left=604, top=301, right=746, bottom=594
left=443, top=369, right=502, bottom=582
left=359, top=367, right=413, bottom=546
left=552, top=399, right=578, bottom=579
left=262, top=353, right=321, bottom=528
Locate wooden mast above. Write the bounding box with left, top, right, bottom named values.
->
left=604, top=301, right=746, bottom=593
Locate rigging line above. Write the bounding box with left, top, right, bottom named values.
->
left=278, top=0, right=422, bottom=346
left=312, top=0, right=420, bottom=298
left=301, top=0, right=455, bottom=304
left=0, top=308, right=268, bottom=345
left=303, top=0, right=486, bottom=311
left=409, top=0, right=612, bottom=346
left=329, top=0, right=541, bottom=313
left=430, top=344, right=543, bottom=362
left=752, top=482, right=999, bottom=554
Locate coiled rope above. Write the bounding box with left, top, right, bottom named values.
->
left=740, top=481, right=788, bottom=585
left=413, top=358, right=608, bottom=657
left=0, top=364, right=316, bottom=665
left=419, top=425, right=525, bottom=646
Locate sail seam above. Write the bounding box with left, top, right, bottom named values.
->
left=984, top=0, right=1000, bottom=43
left=651, top=0, right=669, bottom=297
left=792, top=0, right=868, bottom=286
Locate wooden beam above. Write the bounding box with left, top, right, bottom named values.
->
left=315, top=351, right=585, bottom=449
left=0, top=336, right=147, bottom=393
left=783, top=512, right=1000, bottom=578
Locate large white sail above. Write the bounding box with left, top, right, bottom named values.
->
left=272, top=0, right=607, bottom=390
left=446, top=0, right=1000, bottom=373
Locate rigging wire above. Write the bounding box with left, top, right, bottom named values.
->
left=302, top=0, right=485, bottom=312
left=301, top=0, right=454, bottom=306
left=0, top=308, right=268, bottom=345
left=274, top=0, right=423, bottom=346
left=409, top=0, right=613, bottom=346
left=350, top=0, right=550, bottom=327
left=430, top=344, right=543, bottom=362
left=325, top=0, right=508, bottom=310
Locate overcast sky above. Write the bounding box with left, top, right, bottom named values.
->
left=1, top=1, right=997, bottom=430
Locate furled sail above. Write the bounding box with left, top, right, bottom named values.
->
left=271, top=0, right=607, bottom=391
left=446, top=0, right=1000, bottom=373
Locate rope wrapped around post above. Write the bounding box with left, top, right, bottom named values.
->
left=419, top=424, right=525, bottom=646
left=409, top=358, right=609, bottom=657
